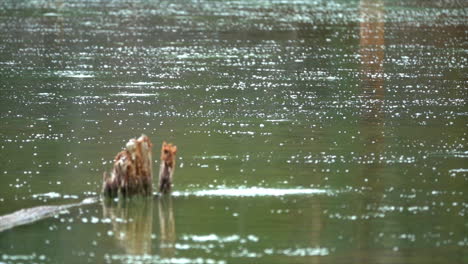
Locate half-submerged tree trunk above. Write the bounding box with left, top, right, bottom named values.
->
left=0, top=198, right=97, bottom=233
left=103, top=135, right=153, bottom=197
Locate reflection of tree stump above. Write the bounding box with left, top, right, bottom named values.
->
left=158, top=196, right=176, bottom=258
left=102, top=198, right=153, bottom=255
left=103, top=135, right=153, bottom=197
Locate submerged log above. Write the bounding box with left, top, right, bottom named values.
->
left=0, top=198, right=97, bottom=233
left=103, top=135, right=154, bottom=197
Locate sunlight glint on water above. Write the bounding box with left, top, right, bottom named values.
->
left=0, top=0, right=466, bottom=263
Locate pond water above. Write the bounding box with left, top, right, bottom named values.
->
left=0, top=0, right=466, bottom=263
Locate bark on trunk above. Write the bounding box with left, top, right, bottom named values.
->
left=103, top=135, right=153, bottom=197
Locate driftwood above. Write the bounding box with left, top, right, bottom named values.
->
left=0, top=198, right=97, bottom=233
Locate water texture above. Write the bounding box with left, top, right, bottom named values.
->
left=0, top=0, right=466, bottom=263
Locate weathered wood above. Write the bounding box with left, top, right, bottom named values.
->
left=0, top=197, right=97, bottom=233
left=158, top=142, right=177, bottom=194
left=103, top=135, right=153, bottom=197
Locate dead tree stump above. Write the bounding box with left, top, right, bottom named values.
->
left=103, top=135, right=153, bottom=197
left=158, top=142, right=177, bottom=194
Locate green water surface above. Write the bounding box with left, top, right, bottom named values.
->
left=0, top=0, right=466, bottom=263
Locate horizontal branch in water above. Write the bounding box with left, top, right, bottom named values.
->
left=0, top=197, right=97, bottom=233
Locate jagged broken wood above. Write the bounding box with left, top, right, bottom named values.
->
left=158, top=141, right=177, bottom=194
left=103, top=135, right=154, bottom=197
left=103, top=135, right=177, bottom=197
